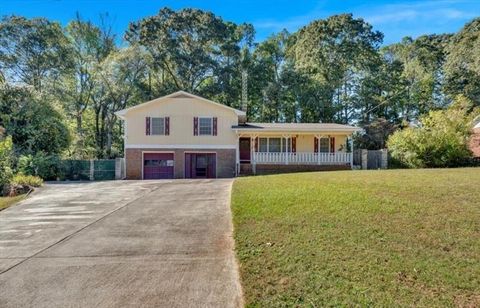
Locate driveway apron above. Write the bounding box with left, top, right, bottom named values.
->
left=0, top=179, right=242, bottom=308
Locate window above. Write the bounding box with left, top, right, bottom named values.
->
left=281, top=138, right=291, bottom=152
left=199, top=117, right=213, bottom=135
left=258, top=137, right=289, bottom=152
left=268, top=138, right=281, bottom=152
left=320, top=137, right=330, bottom=153
left=259, top=138, right=268, bottom=152
left=151, top=117, right=165, bottom=135
left=144, top=159, right=168, bottom=167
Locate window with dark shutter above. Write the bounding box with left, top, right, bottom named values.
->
left=330, top=137, right=335, bottom=153
left=213, top=117, right=217, bottom=136
left=165, top=117, right=170, bottom=135
left=314, top=137, right=319, bottom=153
left=193, top=117, right=198, bottom=135
left=145, top=117, right=151, bottom=135
left=292, top=137, right=297, bottom=153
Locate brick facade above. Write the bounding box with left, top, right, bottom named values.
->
left=470, top=128, right=480, bottom=158
left=250, top=164, right=350, bottom=175
left=125, top=148, right=236, bottom=179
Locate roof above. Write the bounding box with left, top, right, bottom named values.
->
left=115, top=91, right=246, bottom=119
left=232, top=122, right=361, bottom=132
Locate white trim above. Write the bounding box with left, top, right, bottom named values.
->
left=141, top=151, right=175, bottom=180
left=115, top=90, right=245, bottom=119
left=126, top=144, right=236, bottom=149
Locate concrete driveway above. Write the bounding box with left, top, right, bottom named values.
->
left=0, top=180, right=242, bottom=308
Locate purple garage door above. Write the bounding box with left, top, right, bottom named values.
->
left=143, top=153, right=174, bottom=179
left=185, top=153, right=216, bottom=179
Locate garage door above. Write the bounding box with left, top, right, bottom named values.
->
left=185, top=153, right=216, bottom=179
left=143, top=153, right=174, bottom=179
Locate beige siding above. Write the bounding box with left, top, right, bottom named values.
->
left=252, top=134, right=348, bottom=152
left=124, top=97, right=238, bottom=147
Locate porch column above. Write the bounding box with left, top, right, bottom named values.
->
left=316, top=135, right=322, bottom=165
left=283, top=134, right=290, bottom=165
left=235, top=135, right=240, bottom=176
left=250, top=134, right=257, bottom=174
left=349, top=136, right=354, bottom=169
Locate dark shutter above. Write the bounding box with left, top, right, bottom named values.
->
left=145, top=117, right=151, bottom=135
left=292, top=137, right=297, bottom=153
left=314, top=137, right=319, bottom=153
left=165, top=117, right=170, bottom=135
left=330, top=137, right=335, bottom=153
left=254, top=137, right=259, bottom=152
left=193, top=117, right=198, bottom=136
left=212, top=117, right=217, bottom=136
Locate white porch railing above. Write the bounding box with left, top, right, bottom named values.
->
left=253, top=152, right=352, bottom=165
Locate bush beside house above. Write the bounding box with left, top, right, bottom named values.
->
left=0, top=134, right=43, bottom=197
left=388, top=96, right=479, bottom=168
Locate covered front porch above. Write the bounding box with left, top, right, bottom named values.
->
left=233, top=123, right=359, bottom=175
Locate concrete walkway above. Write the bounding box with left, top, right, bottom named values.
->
left=0, top=180, right=242, bottom=308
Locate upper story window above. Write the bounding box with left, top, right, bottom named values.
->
left=151, top=117, right=165, bottom=135
left=199, top=117, right=213, bottom=135
left=146, top=116, right=169, bottom=136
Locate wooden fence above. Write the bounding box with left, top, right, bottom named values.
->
left=353, top=149, right=388, bottom=170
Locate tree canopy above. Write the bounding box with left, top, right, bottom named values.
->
left=0, top=8, right=479, bottom=160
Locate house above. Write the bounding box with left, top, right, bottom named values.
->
left=470, top=118, right=480, bottom=157
left=115, top=91, right=360, bottom=179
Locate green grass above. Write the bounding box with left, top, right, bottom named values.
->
left=232, top=168, right=480, bottom=307
left=0, top=195, right=25, bottom=211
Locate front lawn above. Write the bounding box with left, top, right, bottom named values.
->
left=232, top=168, right=480, bottom=307
left=0, top=195, right=25, bottom=211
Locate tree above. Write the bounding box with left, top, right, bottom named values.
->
left=60, top=15, right=116, bottom=157
left=95, top=46, right=149, bottom=157
left=387, top=95, right=479, bottom=168
left=0, top=16, right=70, bottom=91
left=0, top=136, right=13, bottom=187
left=126, top=7, right=254, bottom=102
left=444, top=18, right=480, bottom=106
left=0, top=85, right=70, bottom=155
left=382, top=35, right=451, bottom=121
left=289, top=14, right=383, bottom=122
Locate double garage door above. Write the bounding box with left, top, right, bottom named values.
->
left=143, top=152, right=216, bottom=179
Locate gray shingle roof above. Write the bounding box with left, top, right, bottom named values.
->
left=232, top=122, right=360, bottom=132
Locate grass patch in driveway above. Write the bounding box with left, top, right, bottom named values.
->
left=232, top=168, right=480, bottom=307
left=0, top=195, right=25, bottom=211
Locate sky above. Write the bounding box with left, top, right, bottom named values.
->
left=1, top=0, right=479, bottom=45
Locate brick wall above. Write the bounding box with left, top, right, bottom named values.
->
left=125, top=148, right=236, bottom=179
left=470, top=128, right=480, bottom=158
left=253, top=164, right=350, bottom=175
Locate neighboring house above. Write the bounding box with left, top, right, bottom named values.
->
left=115, top=91, right=360, bottom=179
left=470, top=118, right=480, bottom=157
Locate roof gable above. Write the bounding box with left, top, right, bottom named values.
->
left=115, top=91, right=245, bottom=119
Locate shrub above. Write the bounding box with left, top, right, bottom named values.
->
left=11, top=174, right=43, bottom=187
left=388, top=96, right=479, bottom=168
left=17, top=152, right=62, bottom=180
left=0, top=136, right=14, bottom=187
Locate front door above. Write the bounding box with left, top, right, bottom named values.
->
left=185, top=153, right=216, bottom=178
left=239, top=138, right=251, bottom=163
